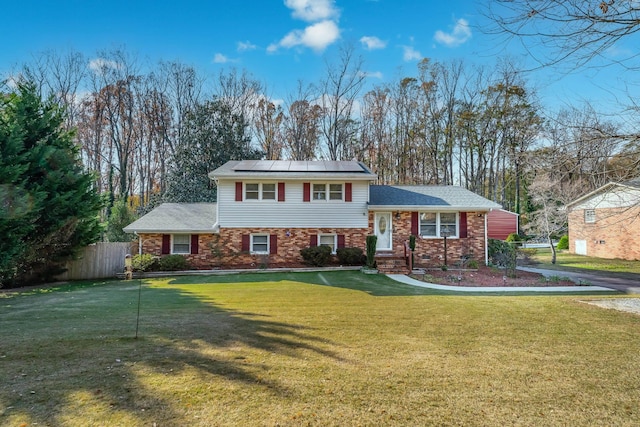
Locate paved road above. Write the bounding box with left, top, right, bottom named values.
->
left=518, top=266, right=640, bottom=293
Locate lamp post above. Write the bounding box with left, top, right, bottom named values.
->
left=441, top=226, right=452, bottom=266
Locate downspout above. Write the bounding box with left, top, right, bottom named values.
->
left=134, top=232, right=141, bottom=255
left=484, top=211, right=489, bottom=266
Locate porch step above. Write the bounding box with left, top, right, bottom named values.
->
left=375, top=255, right=409, bottom=274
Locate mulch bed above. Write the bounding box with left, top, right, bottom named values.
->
left=410, top=265, right=577, bottom=287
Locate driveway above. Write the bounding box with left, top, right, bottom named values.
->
left=518, top=266, right=640, bottom=293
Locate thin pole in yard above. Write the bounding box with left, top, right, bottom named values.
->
left=135, top=277, right=142, bottom=339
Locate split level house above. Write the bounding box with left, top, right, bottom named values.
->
left=124, top=160, right=502, bottom=273
left=567, top=178, right=640, bottom=261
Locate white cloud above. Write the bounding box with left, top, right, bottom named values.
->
left=359, top=70, right=383, bottom=79
left=237, top=41, right=257, bottom=52
left=360, top=36, right=386, bottom=50
left=88, top=58, right=122, bottom=73
left=434, top=18, right=472, bottom=47
left=285, top=0, right=339, bottom=22
left=402, top=46, right=422, bottom=61
left=213, top=53, right=235, bottom=64
left=270, top=20, right=340, bottom=53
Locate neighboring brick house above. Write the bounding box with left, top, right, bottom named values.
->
left=567, top=178, right=640, bottom=260
left=124, top=160, right=501, bottom=272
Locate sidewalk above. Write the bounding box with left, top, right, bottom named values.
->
left=388, top=273, right=613, bottom=293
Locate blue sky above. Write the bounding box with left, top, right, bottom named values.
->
left=1, top=0, right=637, bottom=114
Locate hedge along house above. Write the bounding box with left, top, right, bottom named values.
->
left=124, top=160, right=501, bottom=273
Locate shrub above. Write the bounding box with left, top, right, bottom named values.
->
left=488, top=238, right=517, bottom=276
left=557, top=235, right=569, bottom=250
left=336, top=247, right=365, bottom=265
left=467, top=259, right=479, bottom=269
left=131, top=254, right=158, bottom=272
left=366, top=235, right=377, bottom=268
left=300, top=245, right=332, bottom=267
left=505, top=233, right=523, bottom=244
left=158, top=254, right=190, bottom=271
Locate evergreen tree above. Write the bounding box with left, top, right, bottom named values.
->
left=0, top=81, right=103, bottom=287
left=163, top=99, right=263, bottom=202
left=105, top=198, right=137, bottom=242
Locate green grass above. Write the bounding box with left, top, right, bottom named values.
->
left=531, top=249, right=640, bottom=275
left=1, top=271, right=638, bottom=426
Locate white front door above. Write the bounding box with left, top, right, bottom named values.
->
left=575, top=239, right=587, bottom=255
left=375, top=212, right=392, bottom=251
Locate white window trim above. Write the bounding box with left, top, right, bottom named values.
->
left=585, top=209, right=596, bottom=223
left=245, top=182, right=278, bottom=201
left=171, top=234, right=191, bottom=254
left=311, top=183, right=344, bottom=202
left=250, top=234, right=270, bottom=254
left=318, top=234, right=337, bottom=254
left=419, top=212, right=459, bottom=239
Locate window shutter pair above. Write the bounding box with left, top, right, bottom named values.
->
left=241, top=234, right=277, bottom=254
left=236, top=182, right=285, bottom=201
left=161, top=234, right=199, bottom=254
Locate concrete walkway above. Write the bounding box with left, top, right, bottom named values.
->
left=387, top=273, right=614, bottom=293
left=517, top=266, right=640, bottom=294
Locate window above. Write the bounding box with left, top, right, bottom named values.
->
left=245, top=183, right=277, bottom=201
left=585, top=209, right=596, bottom=223
left=251, top=234, right=269, bottom=254
left=329, top=184, right=343, bottom=200
left=245, top=183, right=259, bottom=200
left=262, top=183, right=276, bottom=200
left=313, top=183, right=326, bottom=200
left=172, top=234, right=190, bottom=254
left=319, top=234, right=337, bottom=253
left=311, top=183, right=343, bottom=201
left=419, top=212, right=458, bottom=238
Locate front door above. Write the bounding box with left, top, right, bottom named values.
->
left=375, top=212, right=392, bottom=251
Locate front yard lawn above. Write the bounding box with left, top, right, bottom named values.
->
left=1, top=271, right=639, bottom=426
left=531, top=249, right=640, bottom=275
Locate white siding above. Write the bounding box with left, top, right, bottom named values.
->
left=217, top=179, right=370, bottom=228
left=572, top=186, right=640, bottom=210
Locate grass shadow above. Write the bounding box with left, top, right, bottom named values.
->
left=0, top=278, right=344, bottom=426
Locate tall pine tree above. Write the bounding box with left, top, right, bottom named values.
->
left=0, top=81, right=103, bottom=287
left=163, top=99, right=263, bottom=203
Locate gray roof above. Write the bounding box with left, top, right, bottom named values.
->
left=567, top=177, right=640, bottom=207
left=123, top=203, right=217, bottom=234
left=369, top=185, right=502, bottom=211
left=209, top=160, right=376, bottom=181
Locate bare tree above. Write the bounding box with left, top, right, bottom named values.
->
left=283, top=82, right=322, bottom=160
left=254, top=97, right=284, bottom=160
left=317, top=45, right=366, bottom=160
left=483, top=1, right=640, bottom=70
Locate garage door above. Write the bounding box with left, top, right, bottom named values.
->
left=575, top=239, right=587, bottom=255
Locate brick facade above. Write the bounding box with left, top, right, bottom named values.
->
left=568, top=206, right=640, bottom=260
left=137, top=211, right=488, bottom=269
left=137, top=228, right=369, bottom=269
left=370, top=211, right=487, bottom=268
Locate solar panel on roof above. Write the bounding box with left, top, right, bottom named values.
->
left=288, top=161, right=307, bottom=171
left=248, top=161, right=275, bottom=171
left=232, top=160, right=259, bottom=171
left=231, top=160, right=365, bottom=173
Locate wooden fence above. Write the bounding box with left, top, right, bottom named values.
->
left=55, top=242, right=134, bottom=281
